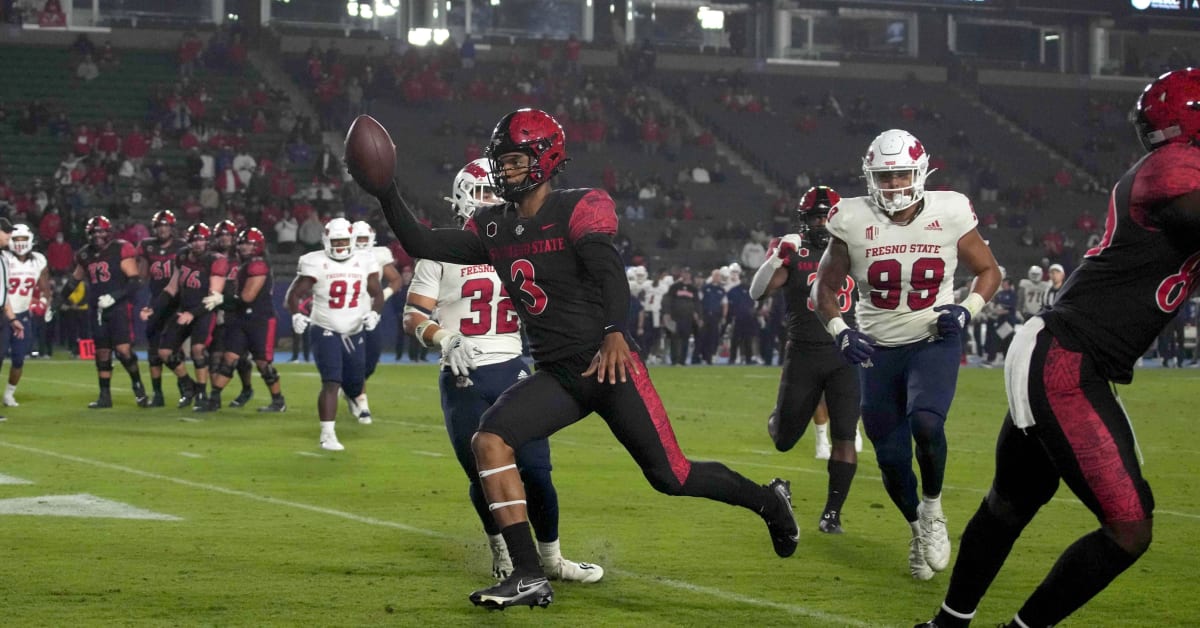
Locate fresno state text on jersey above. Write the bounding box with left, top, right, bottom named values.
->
left=408, top=260, right=523, bottom=367
left=297, top=250, right=377, bottom=335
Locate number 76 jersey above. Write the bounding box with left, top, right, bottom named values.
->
left=297, top=250, right=378, bottom=335
left=826, top=191, right=978, bottom=346
left=408, top=259, right=523, bottom=367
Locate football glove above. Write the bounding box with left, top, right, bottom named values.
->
left=291, top=312, right=310, bottom=334
left=776, top=234, right=802, bottom=260
left=439, top=331, right=482, bottom=378
left=97, top=294, right=116, bottom=309
left=836, top=328, right=875, bottom=365
left=933, top=304, right=971, bottom=338
left=42, top=299, right=54, bottom=323
left=201, top=292, right=224, bottom=311
left=362, top=310, right=381, bottom=331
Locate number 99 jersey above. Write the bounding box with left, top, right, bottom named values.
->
left=296, top=250, right=377, bottom=335
left=826, top=191, right=978, bottom=346
left=408, top=259, right=523, bottom=367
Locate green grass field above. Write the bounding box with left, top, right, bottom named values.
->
left=0, top=358, right=1196, bottom=626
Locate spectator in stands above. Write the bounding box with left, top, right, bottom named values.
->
left=98, top=40, right=119, bottom=68
left=122, top=122, right=148, bottom=166
left=75, top=53, right=100, bottom=82
left=740, top=238, right=766, bottom=272
left=1019, top=225, right=1036, bottom=248
left=232, top=148, right=256, bottom=187
left=1075, top=209, right=1097, bottom=233
left=178, top=30, right=203, bottom=78
left=692, top=227, right=717, bottom=252
left=46, top=230, right=73, bottom=277
left=95, top=120, right=121, bottom=162
left=639, top=112, right=662, bottom=155
left=70, top=33, right=95, bottom=57
left=39, top=0, right=65, bottom=27
left=72, top=125, right=94, bottom=157
left=1042, top=225, right=1064, bottom=258
left=198, top=179, right=220, bottom=216
left=656, top=224, right=679, bottom=250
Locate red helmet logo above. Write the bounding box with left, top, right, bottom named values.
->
left=908, top=140, right=925, bottom=161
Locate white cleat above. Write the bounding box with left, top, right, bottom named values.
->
left=543, top=557, right=604, bottom=584
left=3, top=395, right=18, bottom=407
left=909, top=535, right=934, bottom=581
left=918, top=502, right=951, bottom=571
left=815, top=438, right=832, bottom=460
left=319, top=435, right=345, bottom=451
left=357, top=410, right=373, bottom=425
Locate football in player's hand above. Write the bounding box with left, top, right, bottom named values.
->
left=344, top=114, right=396, bottom=196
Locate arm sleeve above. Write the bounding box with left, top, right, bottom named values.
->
left=576, top=235, right=630, bottom=335
left=749, top=258, right=780, bottom=300
left=379, top=183, right=489, bottom=265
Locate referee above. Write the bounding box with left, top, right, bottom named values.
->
left=0, top=217, right=25, bottom=422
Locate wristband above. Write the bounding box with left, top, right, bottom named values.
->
left=961, top=292, right=986, bottom=319
left=430, top=328, right=452, bottom=348
left=382, top=286, right=395, bottom=301
left=413, top=319, right=436, bottom=348
left=825, top=317, right=850, bottom=339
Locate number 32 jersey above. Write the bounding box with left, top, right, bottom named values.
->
left=297, top=251, right=377, bottom=335
left=826, top=191, right=977, bottom=346
left=408, top=260, right=523, bottom=367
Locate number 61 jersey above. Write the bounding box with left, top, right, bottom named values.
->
left=297, top=250, right=377, bottom=335
left=826, top=191, right=978, bottom=346
left=408, top=260, right=523, bottom=367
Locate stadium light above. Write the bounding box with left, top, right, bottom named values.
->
left=698, top=6, right=724, bottom=30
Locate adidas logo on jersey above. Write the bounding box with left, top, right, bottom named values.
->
left=924, top=220, right=942, bottom=231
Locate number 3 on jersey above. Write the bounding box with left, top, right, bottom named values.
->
left=805, top=273, right=855, bottom=313
left=509, top=259, right=548, bottom=315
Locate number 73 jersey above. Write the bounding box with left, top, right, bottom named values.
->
left=408, top=260, right=523, bottom=367
left=297, top=250, right=378, bottom=335
left=826, top=191, right=978, bottom=346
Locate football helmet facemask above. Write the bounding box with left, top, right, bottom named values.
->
left=351, top=220, right=376, bottom=250
left=186, top=223, right=211, bottom=252
left=484, top=109, right=569, bottom=200
left=323, top=217, right=355, bottom=261
left=10, top=224, right=34, bottom=256
left=863, top=129, right=933, bottom=215
left=86, top=215, right=113, bottom=247
left=237, top=227, right=267, bottom=257
left=797, top=185, right=841, bottom=248
left=444, top=158, right=501, bottom=225
left=1131, top=67, right=1200, bottom=152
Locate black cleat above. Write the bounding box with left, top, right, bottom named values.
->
left=88, top=394, right=113, bottom=409
left=177, top=382, right=196, bottom=409
left=763, top=478, right=799, bottom=557
left=194, top=395, right=221, bottom=413
left=257, top=399, right=287, bottom=413
left=229, top=388, right=254, bottom=408
left=818, top=510, right=844, bottom=535
left=149, top=393, right=165, bottom=408
left=192, top=392, right=210, bottom=412
left=133, top=382, right=151, bottom=408
left=469, top=573, right=553, bottom=611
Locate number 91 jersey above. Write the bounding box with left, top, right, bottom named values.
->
left=409, top=260, right=523, bottom=367
left=297, top=250, right=377, bottom=335
left=826, top=191, right=978, bottom=346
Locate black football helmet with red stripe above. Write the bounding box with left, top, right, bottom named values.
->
left=86, top=215, right=112, bottom=247
left=484, top=108, right=569, bottom=200
left=797, top=185, right=840, bottom=248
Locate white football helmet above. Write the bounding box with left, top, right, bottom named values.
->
left=323, top=217, right=355, bottom=261
left=633, top=266, right=648, bottom=282
left=9, top=224, right=34, bottom=256
left=351, top=220, right=376, bottom=250
left=1028, top=265, right=1044, bottom=281
left=863, top=129, right=933, bottom=214
left=444, top=158, right=500, bottom=224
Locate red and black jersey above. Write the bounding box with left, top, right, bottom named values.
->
left=466, top=188, right=619, bottom=363
left=234, top=254, right=273, bottom=318
left=770, top=237, right=858, bottom=346
left=75, top=239, right=138, bottom=306
left=176, top=249, right=229, bottom=311
left=137, top=237, right=186, bottom=295
left=1044, top=143, right=1200, bottom=384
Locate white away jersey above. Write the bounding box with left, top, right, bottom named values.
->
left=3, top=251, right=47, bottom=313
left=297, top=250, right=378, bottom=335
left=409, top=259, right=523, bottom=367
left=1018, top=278, right=1050, bottom=317
left=826, top=191, right=978, bottom=345
left=368, top=245, right=394, bottom=275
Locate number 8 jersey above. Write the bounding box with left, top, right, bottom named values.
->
left=297, top=250, right=378, bottom=335
left=408, top=260, right=523, bottom=367
left=826, top=191, right=978, bottom=346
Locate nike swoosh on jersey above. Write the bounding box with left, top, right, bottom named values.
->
left=541, top=223, right=557, bottom=230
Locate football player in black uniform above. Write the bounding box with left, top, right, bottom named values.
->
left=749, top=186, right=861, bottom=535
left=136, top=210, right=196, bottom=407
left=209, top=219, right=256, bottom=407
left=917, top=67, right=1200, bottom=628
left=356, top=108, right=798, bottom=610
left=62, top=216, right=149, bottom=408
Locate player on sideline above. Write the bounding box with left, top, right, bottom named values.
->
left=749, top=185, right=863, bottom=534
left=136, top=209, right=195, bottom=407
left=814, top=129, right=1000, bottom=580
left=403, top=158, right=603, bottom=584
left=140, top=223, right=227, bottom=411
left=204, top=228, right=287, bottom=412
left=209, top=219, right=256, bottom=407
left=348, top=219, right=402, bottom=423
left=0, top=224, right=50, bottom=406
left=63, top=215, right=151, bottom=409
left=354, top=108, right=798, bottom=610
left=917, top=67, right=1200, bottom=628
left=285, top=218, right=383, bottom=451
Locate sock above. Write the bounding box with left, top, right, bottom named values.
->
left=356, top=393, right=370, bottom=412
left=922, top=493, right=943, bottom=516
left=272, top=392, right=285, bottom=402
left=931, top=602, right=976, bottom=628
left=5, top=383, right=15, bottom=397
left=535, top=539, right=560, bottom=565
left=98, top=378, right=111, bottom=392
left=824, top=459, right=857, bottom=514
left=814, top=422, right=829, bottom=445
left=320, top=420, right=336, bottom=436
left=942, top=498, right=1028, bottom=621
left=500, top=521, right=541, bottom=576
left=210, top=383, right=225, bottom=394
left=151, top=376, right=162, bottom=395
left=1015, top=529, right=1141, bottom=626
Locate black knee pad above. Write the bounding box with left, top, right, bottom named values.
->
left=259, top=364, right=280, bottom=386
left=192, top=350, right=209, bottom=370
left=165, top=352, right=184, bottom=370
left=95, top=359, right=114, bottom=374
left=213, top=362, right=235, bottom=379
left=237, top=355, right=253, bottom=371
left=147, top=354, right=164, bottom=368
left=117, top=352, right=138, bottom=371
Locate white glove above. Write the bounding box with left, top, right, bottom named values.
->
left=42, top=299, right=54, bottom=323
left=202, top=292, right=224, bottom=311
left=362, top=310, right=381, bottom=331
left=292, top=312, right=310, bottom=334
left=97, top=294, right=116, bottom=309
left=439, top=331, right=481, bottom=377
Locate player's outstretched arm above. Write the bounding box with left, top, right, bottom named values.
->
left=376, top=181, right=488, bottom=265
left=749, top=235, right=796, bottom=300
